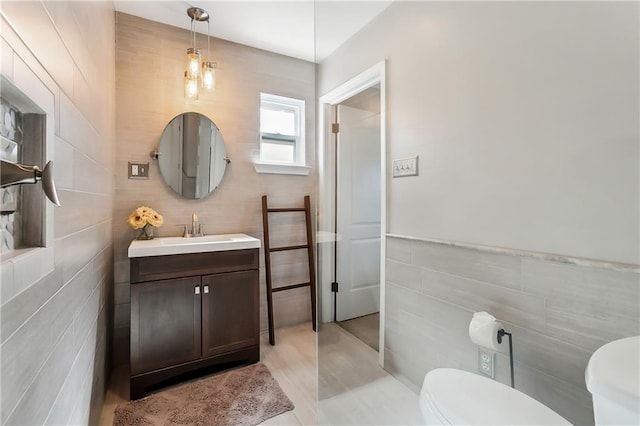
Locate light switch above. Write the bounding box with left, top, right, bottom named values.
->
left=392, top=155, right=418, bottom=177
left=128, top=162, right=150, bottom=179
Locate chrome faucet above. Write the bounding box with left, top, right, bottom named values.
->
left=191, top=213, right=198, bottom=236
left=180, top=213, right=203, bottom=237
left=177, top=213, right=204, bottom=238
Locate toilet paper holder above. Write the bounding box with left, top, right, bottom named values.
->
left=469, top=312, right=515, bottom=389
left=497, top=329, right=514, bottom=388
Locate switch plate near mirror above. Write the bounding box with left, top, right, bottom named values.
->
left=128, top=162, right=149, bottom=179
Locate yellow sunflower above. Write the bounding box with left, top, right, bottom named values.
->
left=127, top=210, right=146, bottom=229
left=147, top=211, right=164, bottom=227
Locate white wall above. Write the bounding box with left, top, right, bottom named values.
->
left=318, top=1, right=639, bottom=265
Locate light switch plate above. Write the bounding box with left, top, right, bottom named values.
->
left=392, top=155, right=418, bottom=177
left=128, top=162, right=149, bottom=179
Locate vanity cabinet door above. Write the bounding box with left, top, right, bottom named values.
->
left=131, top=277, right=202, bottom=375
left=201, top=270, right=259, bottom=358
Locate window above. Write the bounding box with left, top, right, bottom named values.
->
left=259, top=93, right=305, bottom=166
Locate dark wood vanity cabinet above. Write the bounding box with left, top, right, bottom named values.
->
left=201, top=270, right=259, bottom=358
left=129, top=249, right=259, bottom=400
left=130, top=276, right=202, bottom=376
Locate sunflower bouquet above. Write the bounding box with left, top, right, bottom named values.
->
left=127, top=206, right=163, bottom=240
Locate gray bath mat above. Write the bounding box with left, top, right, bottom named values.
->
left=113, top=363, right=294, bottom=425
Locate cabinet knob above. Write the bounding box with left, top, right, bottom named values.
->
left=195, top=286, right=200, bottom=295
left=204, top=285, right=209, bottom=294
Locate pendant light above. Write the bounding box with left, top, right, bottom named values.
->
left=184, top=7, right=215, bottom=99
left=202, top=61, right=216, bottom=91
left=201, top=13, right=216, bottom=91
left=184, top=71, right=199, bottom=100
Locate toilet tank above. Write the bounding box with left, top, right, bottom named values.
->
left=586, top=336, right=640, bottom=425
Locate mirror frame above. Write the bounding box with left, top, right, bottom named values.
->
left=155, top=112, right=229, bottom=200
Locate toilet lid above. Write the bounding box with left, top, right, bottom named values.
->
left=585, top=336, right=640, bottom=413
left=422, top=368, right=571, bottom=425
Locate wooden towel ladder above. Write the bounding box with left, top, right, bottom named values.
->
left=261, top=195, right=317, bottom=345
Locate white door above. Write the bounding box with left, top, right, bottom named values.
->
left=336, top=103, right=381, bottom=321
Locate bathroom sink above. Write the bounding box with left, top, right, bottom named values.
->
left=128, top=233, right=261, bottom=258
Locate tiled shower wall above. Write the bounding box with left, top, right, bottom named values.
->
left=385, top=235, right=639, bottom=426
left=0, top=2, right=116, bottom=425
left=113, top=14, right=316, bottom=364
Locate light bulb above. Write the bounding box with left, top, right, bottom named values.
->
left=202, top=62, right=216, bottom=91
left=186, top=48, right=201, bottom=79
left=184, top=72, right=198, bottom=100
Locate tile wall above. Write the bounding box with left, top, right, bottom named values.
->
left=385, top=235, right=639, bottom=425
left=113, top=13, right=316, bottom=364
left=0, top=2, right=116, bottom=424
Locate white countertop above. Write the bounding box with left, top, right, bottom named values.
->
left=128, top=233, right=261, bottom=258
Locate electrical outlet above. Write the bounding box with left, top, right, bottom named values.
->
left=392, top=155, right=418, bottom=177
left=478, top=348, right=494, bottom=378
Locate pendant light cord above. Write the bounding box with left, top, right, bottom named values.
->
left=207, top=20, right=210, bottom=59
left=191, top=18, right=196, bottom=49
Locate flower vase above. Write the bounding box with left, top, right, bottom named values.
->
left=136, top=224, right=154, bottom=240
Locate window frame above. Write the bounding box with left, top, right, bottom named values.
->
left=259, top=93, right=305, bottom=166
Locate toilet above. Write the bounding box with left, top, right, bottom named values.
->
left=586, top=336, right=640, bottom=425
left=420, top=368, right=571, bottom=425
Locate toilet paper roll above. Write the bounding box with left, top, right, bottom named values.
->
left=469, top=311, right=504, bottom=351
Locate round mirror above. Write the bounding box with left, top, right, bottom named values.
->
left=157, top=112, right=228, bottom=199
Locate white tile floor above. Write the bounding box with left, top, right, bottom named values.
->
left=99, top=322, right=423, bottom=425
left=318, top=323, right=423, bottom=425
left=319, top=376, right=423, bottom=425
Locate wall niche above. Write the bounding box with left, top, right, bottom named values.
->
left=0, top=77, right=47, bottom=259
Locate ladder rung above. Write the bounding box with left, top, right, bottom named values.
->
left=269, top=244, right=308, bottom=252
left=267, top=207, right=306, bottom=212
left=272, top=282, right=311, bottom=292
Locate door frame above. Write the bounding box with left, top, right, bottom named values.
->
left=318, top=61, right=386, bottom=365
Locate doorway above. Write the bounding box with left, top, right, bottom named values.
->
left=334, top=88, right=381, bottom=351
left=318, top=61, right=386, bottom=363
